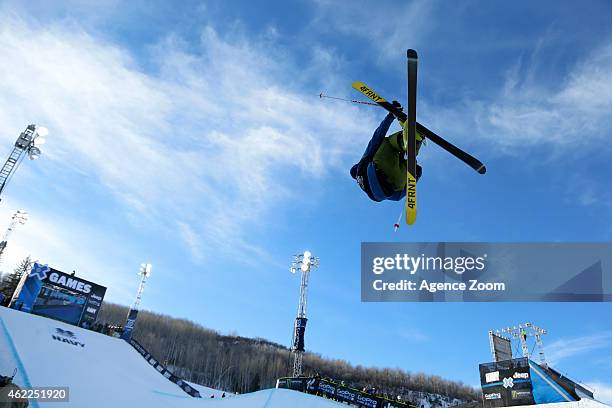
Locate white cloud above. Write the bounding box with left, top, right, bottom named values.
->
left=308, top=0, right=437, bottom=66
left=0, top=197, right=136, bottom=304
left=177, top=221, right=203, bottom=262
left=546, top=332, right=612, bottom=366
left=0, top=12, right=370, bottom=265
left=311, top=0, right=434, bottom=64
left=475, top=42, right=612, bottom=150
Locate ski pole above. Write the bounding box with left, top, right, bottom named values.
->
left=319, top=92, right=379, bottom=106
left=393, top=208, right=403, bottom=232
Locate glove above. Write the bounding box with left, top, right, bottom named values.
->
left=391, top=100, right=403, bottom=111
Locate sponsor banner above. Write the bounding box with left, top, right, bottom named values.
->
left=292, top=317, right=307, bottom=352
left=480, top=358, right=534, bottom=407
left=355, top=393, right=379, bottom=408
left=361, top=243, right=612, bottom=302
left=486, top=371, right=500, bottom=383
left=318, top=380, right=336, bottom=398
left=512, top=390, right=534, bottom=400
left=50, top=327, right=86, bottom=348
left=276, top=377, right=413, bottom=408
left=9, top=263, right=47, bottom=312
left=121, top=309, right=139, bottom=341
left=10, top=263, right=107, bottom=326
left=336, top=386, right=357, bottom=403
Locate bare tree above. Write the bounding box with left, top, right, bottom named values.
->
left=96, top=302, right=479, bottom=403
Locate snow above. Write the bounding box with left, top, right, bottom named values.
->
left=185, top=381, right=230, bottom=399
left=1, top=306, right=609, bottom=408
left=514, top=401, right=611, bottom=408
left=0, top=306, right=344, bottom=407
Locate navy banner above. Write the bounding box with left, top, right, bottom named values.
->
left=121, top=308, right=139, bottom=341
left=293, top=317, right=307, bottom=352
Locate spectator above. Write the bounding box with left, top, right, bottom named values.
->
left=0, top=370, right=28, bottom=408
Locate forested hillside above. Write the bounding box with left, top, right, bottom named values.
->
left=97, top=302, right=479, bottom=404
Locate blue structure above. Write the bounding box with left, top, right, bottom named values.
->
left=529, top=361, right=574, bottom=404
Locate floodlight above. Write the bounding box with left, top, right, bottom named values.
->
left=35, top=126, right=48, bottom=138
left=139, top=263, right=152, bottom=276
left=15, top=210, right=28, bottom=219
left=28, top=146, right=41, bottom=160
left=13, top=211, right=28, bottom=223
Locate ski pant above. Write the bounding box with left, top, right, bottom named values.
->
left=373, top=131, right=423, bottom=193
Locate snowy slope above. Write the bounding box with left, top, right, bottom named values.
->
left=516, top=401, right=611, bottom=408
left=192, top=388, right=346, bottom=407
left=0, top=306, right=192, bottom=407
left=0, top=306, right=343, bottom=407
left=2, top=306, right=607, bottom=408
left=185, top=381, right=230, bottom=399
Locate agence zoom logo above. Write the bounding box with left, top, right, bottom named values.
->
left=372, top=254, right=487, bottom=275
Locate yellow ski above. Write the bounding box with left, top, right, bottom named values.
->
left=405, top=49, right=418, bottom=225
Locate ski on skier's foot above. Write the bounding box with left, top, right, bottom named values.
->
left=405, top=49, right=418, bottom=225
left=351, top=81, right=487, bottom=175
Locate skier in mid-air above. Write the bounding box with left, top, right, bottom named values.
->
left=350, top=101, right=423, bottom=202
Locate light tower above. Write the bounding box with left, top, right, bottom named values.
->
left=121, top=263, right=152, bottom=341
left=132, top=263, right=153, bottom=310
left=0, top=210, right=29, bottom=269
left=289, top=250, right=320, bottom=377
left=0, top=125, right=48, bottom=200
left=491, top=322, right=548, bottom=367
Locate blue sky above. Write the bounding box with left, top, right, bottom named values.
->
left=0, top=0, right=611, bottom=401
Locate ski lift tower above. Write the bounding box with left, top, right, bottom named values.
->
left=0, top=125, right=48, bottom=201
left=289, top=250, right=319, bottom=377
left=491, top=322, right=548, bottom=367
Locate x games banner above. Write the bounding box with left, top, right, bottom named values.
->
left=10, top=262, right=107, bottom=328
